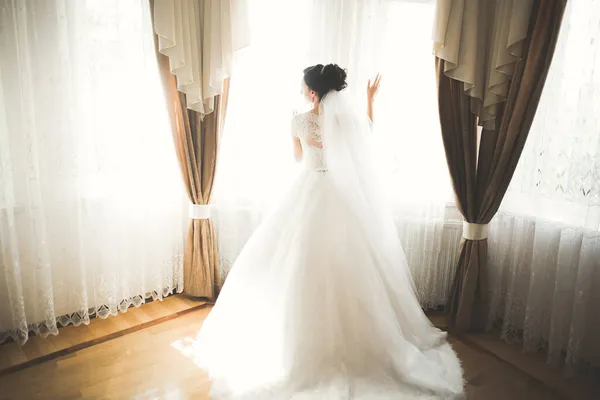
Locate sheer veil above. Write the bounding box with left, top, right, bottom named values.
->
left=318, top=91, right=463, bottom=395
left=320, top=91, right=387, bottom=221
left=320, top=90, right=420, bottom=295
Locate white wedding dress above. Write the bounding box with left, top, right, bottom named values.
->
left=194, top=92, right=464, bottom=399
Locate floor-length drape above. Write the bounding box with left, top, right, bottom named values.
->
left=150, top=0, right=242, bottom=299
left=435, top=63, right=480, bottom=329
left=182, top=91, right=225, bottom=299
left=152, top=31, right=228, bottom=300
left=437, top=0, right=567, bottom=331
left=0, top=0, right=186, bottom=344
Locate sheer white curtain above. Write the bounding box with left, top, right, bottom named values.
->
left=0, top=0, right=187, bottom=344
left=487, top=0, right=600, bottom=370
left=213, top=0, right=458, bottom=307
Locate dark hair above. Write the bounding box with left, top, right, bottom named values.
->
left=303, top=63, right=348, bottom=100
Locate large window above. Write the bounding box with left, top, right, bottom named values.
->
left=213, top=0, right=457, bottom=307
left=502, top=0, right=600, bottom=231
left=0, top=0, right=186, bottom=344
left=214, top=0, right=453, bottom=212
left=487, top=0, right=600, bottom=370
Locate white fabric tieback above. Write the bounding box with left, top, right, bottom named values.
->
left=189, top=204, right=212, bottom=220
left=462, top=221, right=489, bottom=240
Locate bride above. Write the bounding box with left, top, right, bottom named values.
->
left=194, top=64, right=465, bottom=399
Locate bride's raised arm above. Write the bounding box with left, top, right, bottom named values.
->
left=367, top=74, right=381, bottom=122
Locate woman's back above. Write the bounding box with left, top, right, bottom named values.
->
left=291, top=112, right=327, bottom=171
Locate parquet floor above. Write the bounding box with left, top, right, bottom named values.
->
left=0, top=296, right=598, bottom=399
left=0, top=295, right=208, bottom=375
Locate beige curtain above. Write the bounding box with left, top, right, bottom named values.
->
left=434, top=0, right=534, bottom=131
left=150, top=0, right=235, bottom=299
left=153, top=0, right=249, bottom=116
left=156, top=52, right=229, bottom=300
left=435, top=0, right=567, bottom=331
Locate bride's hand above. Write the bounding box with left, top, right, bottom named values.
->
left=367, top=74, right=381, bottom=122
left=367, top=74, right=381, bottom=101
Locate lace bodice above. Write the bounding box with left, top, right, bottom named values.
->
left=291, top=112, right=327, bottom=171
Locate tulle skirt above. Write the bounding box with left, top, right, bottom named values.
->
left=194, top=169, right=464, bottom=399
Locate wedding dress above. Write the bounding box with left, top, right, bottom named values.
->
left=194, top=92, right=464, bottom=399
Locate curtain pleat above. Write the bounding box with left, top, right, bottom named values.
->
left=151, top=0, right=231, bottom=299
left=153, top=0, right=249, bottom=115
left=436, top=0, right=567, bottom=331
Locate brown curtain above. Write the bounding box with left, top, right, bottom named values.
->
left=150, top=1, right=228, bottom=299
left=437, top=0, right=567, bottom=331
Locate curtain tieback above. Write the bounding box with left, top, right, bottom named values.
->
left=189, top=204, right=212, bottom=220
left=462, top=221, right=489, bottom=240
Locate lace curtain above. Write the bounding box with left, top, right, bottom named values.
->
left=0, top=0, right=187, bottom=344
left=213, top=0, right=458, bottom=308
left=488, top=0, right=600, bottom=370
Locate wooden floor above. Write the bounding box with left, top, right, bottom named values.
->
left=0, top=296, right=598, bottom=399
left=0, top=295, right=209, bottom=376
